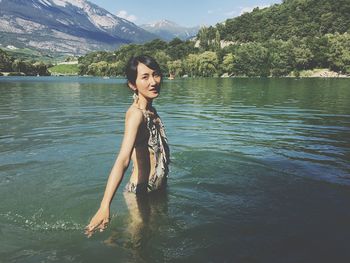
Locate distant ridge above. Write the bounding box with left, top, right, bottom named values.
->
left=140, top=19, right=199, bottom=41
left=0, top=0, right=158, bottom=55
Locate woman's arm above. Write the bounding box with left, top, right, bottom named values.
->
left=85, top=107, right=143, bottom=236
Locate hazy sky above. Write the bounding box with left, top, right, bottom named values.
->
left=89, top=0, right=282, bottom=27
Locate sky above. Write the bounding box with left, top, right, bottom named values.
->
left=89, top=0, right=282, bottom=27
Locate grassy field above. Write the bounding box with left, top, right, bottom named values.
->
left=48, top=64, right=79, bottom=75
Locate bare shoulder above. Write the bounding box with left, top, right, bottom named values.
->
left=125, top=105, right=144, bottom=124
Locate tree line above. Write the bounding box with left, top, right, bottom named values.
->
left=0, top=49, right=51, bottom=76
left=78, top=31, right=349, bottom=78
left=78, top=0, right=349, bottom=77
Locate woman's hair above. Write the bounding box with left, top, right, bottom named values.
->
left=125, top=55, right=162, bottom=86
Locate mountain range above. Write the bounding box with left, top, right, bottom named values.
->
left=0, top=0, right=200, bottom=56
left=140, top=20, right=199, bottom=41
left=0, top=0, right=157, bottom=55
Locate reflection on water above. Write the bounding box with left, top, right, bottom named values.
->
left=0, top=77, right=350, bottom=262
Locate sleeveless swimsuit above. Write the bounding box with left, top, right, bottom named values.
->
left=124, top=107, right=170, bottom=194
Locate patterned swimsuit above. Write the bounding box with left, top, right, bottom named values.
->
left=124, top=107, right=170, bottom=194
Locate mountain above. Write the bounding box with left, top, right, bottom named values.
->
left=0, top=0, right=157, bottom=55
left=140, top=20, right=199, bottom=41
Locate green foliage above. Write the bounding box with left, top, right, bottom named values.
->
left=0, top=49, right=51, bottom=75
left=0, top=49, right=12, bottom=72
left=215, top=30, right=221, bottom=51
left=184, top=54, right=200, bottom=77
left=233, top=42, right=269, bottom=77
left=11, top=59, right=50, bottom=76
left=167, top=60, right=183, bottom=76
left=87, top=61, right=110, bottom=76
left=153, top=51, right=171, bottom=75
left=267, top=40, right=295, bottom=76
left=198, top=27, right=209, bottom=50
left=218, top=0, right=349, bottom=42
left=166, top=38, right=198, bottom=60
left=33, top=61, right=51, bottom=76
left=108, top=61, right=124, bottom=76
left=326, top=32, right=350, bottom=73
left=198, top=51, right=218, bottom=77
left=78, top=51, right=117, bottom=75
left=222, top=53, right=235, bottom=75
left=64, top=56, right=78, bottom=62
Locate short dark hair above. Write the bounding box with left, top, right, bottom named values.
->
left=125, top=55, right=162, bottom=86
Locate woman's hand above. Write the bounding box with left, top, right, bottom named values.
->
left=85, top=206, right=110, bottom=237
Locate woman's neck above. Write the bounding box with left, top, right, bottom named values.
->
left=135, top=95, right=152, bottom=111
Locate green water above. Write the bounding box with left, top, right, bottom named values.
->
left=0, top=76, right=350, bottom=262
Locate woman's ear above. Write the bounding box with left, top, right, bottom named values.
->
left=128, top=81, right=137, bottom=92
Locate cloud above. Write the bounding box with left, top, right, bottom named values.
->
left=116, top=10, right=137, bottom=22
left=224, top=4, right=270, bottom=19
left=239, top=5, right=270, bottom=15
left=208, top=8, right=225, bottom=15
left=225, top=10, right=237, bottom=17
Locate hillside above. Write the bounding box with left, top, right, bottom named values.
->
left=215, top=0, right=350, bottom=42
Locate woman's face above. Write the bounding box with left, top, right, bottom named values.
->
left=131, top=62, right=161, bottom=100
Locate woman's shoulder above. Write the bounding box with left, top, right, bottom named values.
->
left=125, top=105, right=144, bottom=123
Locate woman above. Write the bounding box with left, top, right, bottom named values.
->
left=86, top=55, right=170, bottom=236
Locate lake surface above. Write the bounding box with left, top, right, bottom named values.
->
left=0, top=76, right=350, bottom=262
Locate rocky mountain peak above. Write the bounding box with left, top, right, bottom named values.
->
left=0, top=0, right=156, bottom=55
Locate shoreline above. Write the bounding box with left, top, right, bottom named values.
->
left=1, top=69, right=349, bottom=78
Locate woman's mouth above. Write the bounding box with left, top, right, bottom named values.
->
left=149, top=87, right=158, bottom=93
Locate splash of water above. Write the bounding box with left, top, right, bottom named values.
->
left=0, top=208, right=84, bottom=231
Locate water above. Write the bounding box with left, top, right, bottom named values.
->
left=0, top=76, right=350, bottom=262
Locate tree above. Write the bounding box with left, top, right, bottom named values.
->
left=108, top=61, right=124, bottom=76
left=198, top=27, right=209, bottom=50
left=87, top=61, right=109, bottom=76
left=167, top=38, right=197, bottom=60
left=12, top=59, right=27, bottom=73
left=143, top=39, right=168, bottom=53
left=267, top=39, right=294, bottom=76
left=306, top=35, right=330, bottom=68
left=0, top=49, right=12, bottom=72
left=198, top=51, right=218, bottom=77
left=222, top=53, right=235, bottom=75
left=326, top=32, right=350, bottom=73
left=233, top=42, right=269, bottom=77
left=33, top=61, right=51, bottom=76
left=153, top=51, right=170, bottom=76
left=11, top=60, right=37, bottom=75
left=167, top=60, right=183, bottom=77
left=215, top=29, right=221, bottom=51
left=292, top=43, right=313, bottom=70
left=185, top=54, right=200, bottom=77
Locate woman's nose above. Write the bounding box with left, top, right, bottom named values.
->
left=149, top=76, right=157, bottom=85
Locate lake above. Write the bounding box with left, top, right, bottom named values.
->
left=0, top=76, right=350, bottom=262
